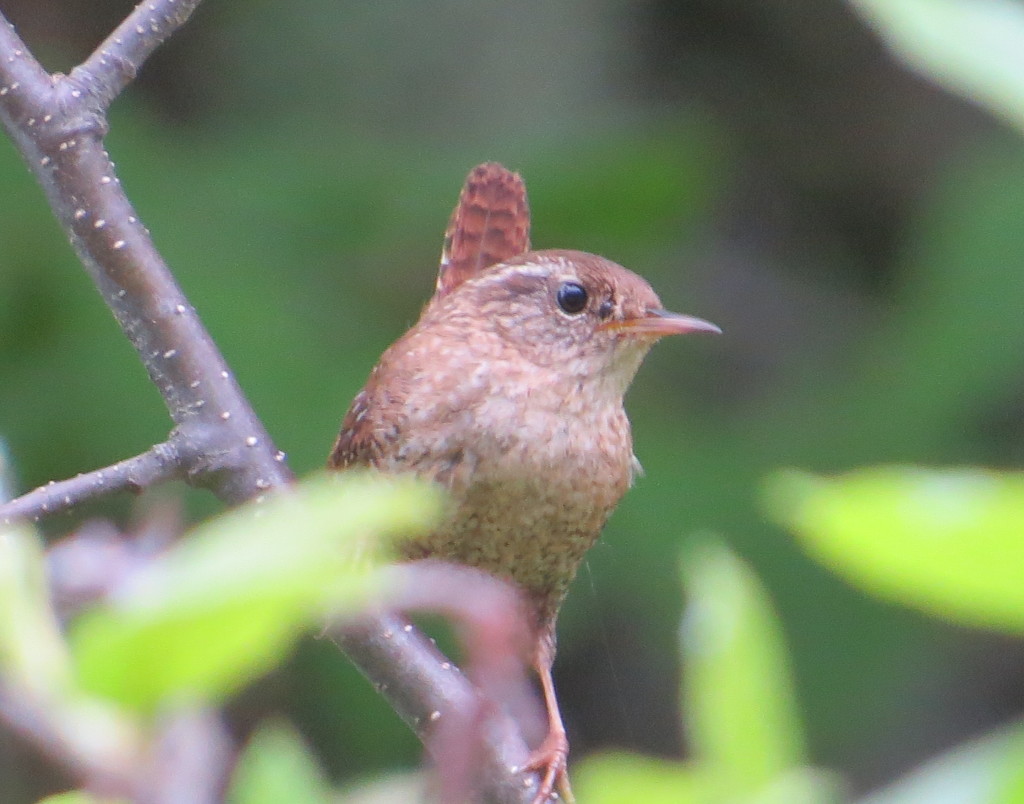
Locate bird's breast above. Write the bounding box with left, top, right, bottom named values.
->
left=400, top=376, right=636, bottom=625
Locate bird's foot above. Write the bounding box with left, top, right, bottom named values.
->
left=522, top=731, right=574, bottom=803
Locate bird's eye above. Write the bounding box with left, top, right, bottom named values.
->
left=556, top=282, right=588, bottom=315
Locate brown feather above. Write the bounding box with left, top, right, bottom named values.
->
left=435, top=162, right=531, bottom=297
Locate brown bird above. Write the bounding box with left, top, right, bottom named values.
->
left=330, top=163, right=719, bottom=802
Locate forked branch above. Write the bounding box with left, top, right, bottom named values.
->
left=0, top=442, right=181, bottom=526
left=0, top=3, right=537, bottom=802
left=0, top=0, right=290, bottom=509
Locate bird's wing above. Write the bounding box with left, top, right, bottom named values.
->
left=328, top=347, right=479, bottom=488
left=328, top=386, right=381, bottom=469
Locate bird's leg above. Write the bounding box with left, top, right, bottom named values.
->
left=522, top=634, right=575, bottom=803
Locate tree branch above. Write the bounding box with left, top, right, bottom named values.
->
left=75, top=0, right=206, bottom=110
left=0, top=5, right=539, bottom=801
left=147, top=709, right=233, bottom=804
left=0, top=683, right=231, bottom=804
left=0, top=15, right=52, bottom=114
left=0, top=6, right=290, bottom=506
left=0, top=682, right=139, bottom=799
left=335, top=614, right=539, bottom=804
left=0, top=442, right=182, bottom=526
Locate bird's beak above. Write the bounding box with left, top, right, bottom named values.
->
left=599, top=308, right=722, bottom=337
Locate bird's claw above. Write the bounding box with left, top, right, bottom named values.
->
left=522, top=733, right=574, bottom=804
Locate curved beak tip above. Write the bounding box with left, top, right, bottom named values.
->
left=668, top=313, right=722, bottom=336
left=601, top=310, right=722, bottom=337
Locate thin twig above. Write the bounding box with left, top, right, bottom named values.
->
left=334, top=613, right=538, bottom=804
left=0, top=442, right=182, bottom=526
left=0, top=6, right=291, bottom=506
left=0, top=16, right=52, bottom=114
left=146, top=709, right=233, bottom=804
left=0, top=682, right=139, bottom=798
left=379, top=562, right=543, bottom=803
left=75, top=0, right=206, bottom=111
left=0, top=5, right=537, bottom=802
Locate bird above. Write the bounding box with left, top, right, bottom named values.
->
left=329, top=162, right=719, bottom=802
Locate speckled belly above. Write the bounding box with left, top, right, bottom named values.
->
left=401, top=440, right=632, bottom=628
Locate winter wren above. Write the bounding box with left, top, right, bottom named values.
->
left=329, top=163, right=719, bottom=802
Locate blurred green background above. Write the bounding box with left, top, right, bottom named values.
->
left=3, top=0, right=1024, bottom=801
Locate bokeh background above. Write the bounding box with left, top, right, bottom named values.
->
left=2, top=0, right=1024, bottom=801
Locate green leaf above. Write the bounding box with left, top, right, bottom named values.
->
left=767, top=467, right=1024, bottom=633
left=856, top=718, right=1024, bottom=804
left=0, top=526, right=72, bottom=696
left=71, top=472, right=441, bottom=712
left=339, top=770, right=430, bottom=802
left=35, top=794, right=124, bottom=804
left=849, top=0, right=1024, bottom=134
left=573, top=752, right=711, bottom=804
left=573, top=753, right=842, bottom=804
left=681, top=541, right=806, bottom=798
left=995, top=748, right=1024, bottom=804
left=742, top=768, right=846, bottom=804
left=227, top=720, right=331, bottom=804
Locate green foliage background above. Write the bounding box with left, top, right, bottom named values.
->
left=3, top=0, right=1024, bottom=801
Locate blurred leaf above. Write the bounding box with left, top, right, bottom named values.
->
left=71, top=472, right=441, bottom=711
left=995, top=757, right=1024, bottom=804
left=743, top=768, right=847, bottom=804
left=849, top=0, right=1024, bottom=133
left=855, top=718, right=1024, bottom=804
left=0, top=527, right=144, bottom=784
left=0, top=437, right=14, bottom=502
left=767, top=467, right=1024, bottom=633
left=573, top=751, right=711, bottom=804
left=574, top=752, right=841, bottom=804
left=680, top=540, right=807, bottom=798
left=340, top=770, right=430, bottom=803
left=227, top=720, right=331, bottom=804
left=0, top=526, right=71, bottom=696
left=34, top=793, right=124, bottom=804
